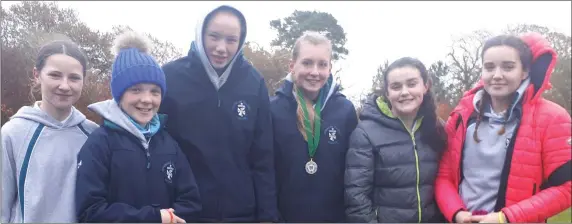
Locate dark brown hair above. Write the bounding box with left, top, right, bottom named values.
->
left=30, top=40, right=88, bottom=102
left=382, top=57, right=446, bottom=152
left=473, top=35, right=532, bottom=142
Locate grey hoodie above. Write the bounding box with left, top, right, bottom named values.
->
left=86, top=99, right=151, bottom=148
left=1, top=102, right=98, bottom=223
left=459, top=78, right=530, bottom=212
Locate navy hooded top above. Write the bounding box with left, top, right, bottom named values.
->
left=75, top=100, right=201, bottom=223
left=159, top=5, right=279, bottom=222
left=271, top=75, right=358, bottom=222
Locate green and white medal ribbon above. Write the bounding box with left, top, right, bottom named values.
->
left=296, top=87, right=323, bottom=175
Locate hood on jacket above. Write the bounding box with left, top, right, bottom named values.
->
left=10, top=101, right=88, bottom=129
left=276, top=73, right=339, bottom=111
left=88, top=100, right=162, bottom=148
left=462, top=33, right=557, bottom=104
left=188, top=5, right=248, bottom=90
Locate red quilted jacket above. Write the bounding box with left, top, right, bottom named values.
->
left=435, top=33, right=571, bottom=223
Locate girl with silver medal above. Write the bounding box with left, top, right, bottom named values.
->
left=271, top=31, right=358, bottom=222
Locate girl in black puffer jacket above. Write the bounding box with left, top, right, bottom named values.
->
left=344, top=57, right=447, bottom=223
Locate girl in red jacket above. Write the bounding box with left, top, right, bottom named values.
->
left=435, top=33, right=571, bottom=223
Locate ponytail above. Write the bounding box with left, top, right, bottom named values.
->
left=473, top=91, right=509, bottom=143
left=294, top=87, right=320, bottom=141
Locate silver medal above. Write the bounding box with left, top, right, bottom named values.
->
left=305, top=159, right=318, bottom=174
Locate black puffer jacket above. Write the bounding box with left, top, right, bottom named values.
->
left=344, top=95, right=444, bottom=223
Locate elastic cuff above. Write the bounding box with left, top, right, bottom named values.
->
left=452, top=208, right=465, bottom=223
left=500, top=209, right=511, bottom=223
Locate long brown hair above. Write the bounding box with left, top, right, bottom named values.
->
left=291, top=31, right=332, bottom=140
left=382, top=57, right=446, bottom=152
left=473, top=35, right=533, bottom=142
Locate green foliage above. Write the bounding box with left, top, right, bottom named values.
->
left=269, top=10, right=348, bottom=61
left=428, top=61, right=451, bottom=104
left=548, top=208, right=571, bottom=223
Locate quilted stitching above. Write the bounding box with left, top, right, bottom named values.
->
left=436, top=33, right=571, bottom=223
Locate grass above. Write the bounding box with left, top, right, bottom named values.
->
left=548, top=208, right=571, bottom=223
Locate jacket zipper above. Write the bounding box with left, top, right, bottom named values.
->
left=455, top=112, right=466, bottom=187
left=144, top=137, right=152, bottom=170
left=400, top=119, right=422, bottom=223
left=413, top=139, right=422, bottom=223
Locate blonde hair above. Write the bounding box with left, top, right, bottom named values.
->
left=291, top=31, right=333, bottom=61
left=291, top=31, right=333, bottom=140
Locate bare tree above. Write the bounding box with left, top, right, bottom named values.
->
left=446, top=29, right=493, bottom=104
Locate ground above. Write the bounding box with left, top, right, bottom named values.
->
left=548, top=208, right=571, bottom=223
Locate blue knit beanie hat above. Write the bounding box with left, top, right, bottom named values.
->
left=110, top=31, right=166, bottom=102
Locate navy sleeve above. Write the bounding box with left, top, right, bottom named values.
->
left=249, top=78, right=280, bottom=222
left=346, top=103, right=359, bottom=138
left=171, top=143, right=202, bottom=222
left=158, top=62, right=178, bottom=136
left=75, top=130, right=161, bottom=223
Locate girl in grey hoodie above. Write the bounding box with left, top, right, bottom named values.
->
left=1, top=39, right=98, bottom=223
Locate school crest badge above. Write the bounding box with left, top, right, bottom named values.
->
left=324, top=126, right=341, bottom=144
left=162, top=161, right=176, bottom=184
left=233, top=100, right=250, bottom=120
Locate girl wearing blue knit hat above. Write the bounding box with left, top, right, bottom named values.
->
left=75, top=31, right=201, bottom=223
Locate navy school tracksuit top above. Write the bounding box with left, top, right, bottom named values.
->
left=160, top=45, right=277, bottom=222
left=271, top=75, right=358, bottom=222
left=75, top=100, right=201, bottom=223
left=158, top=6, right=278, bottom=221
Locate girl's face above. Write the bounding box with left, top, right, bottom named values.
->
left=290, top=41, right=332, bottom=99
left=119, top=83, right=162, bottom=126
left=35, top=54, right=84, bottom=111
left=481, top=45, right=528, bottom=100
left=203, top=11, right=241, bottom=69
left=385, top=66, right=428, bottom=118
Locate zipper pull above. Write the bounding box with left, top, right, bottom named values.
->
left=218, top=98, right=221, bottom=107
left=146, top=151, right=151, bottom=169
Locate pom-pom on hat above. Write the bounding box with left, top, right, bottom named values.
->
left=110, top=30, right=166, bottom=102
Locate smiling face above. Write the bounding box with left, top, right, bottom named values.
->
left=35, top=54, right=84, bottom=112
left=203, top=11, right=242, bottom=69
left=290, top=40, right=332, bottom=100
left=119, top=83, right=162, bottom=126
left=385, top=66, right=428, bottom=118
left=482, top=45, right=528, bottom=100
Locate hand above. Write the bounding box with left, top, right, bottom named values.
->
left=472, top=212, right=505, bottom=223
left=160, top=208, right=187, bottom=223
left=454, top=211, right=473, bottom=223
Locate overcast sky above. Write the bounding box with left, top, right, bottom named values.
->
left=3, top=1, right=571, bottom=102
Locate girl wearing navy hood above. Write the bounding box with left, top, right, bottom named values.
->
left=271, top=31, right=358, bottom=222
left=75, top=31, right=201, bottom=223
left=159, top=5, right=279, bottom=222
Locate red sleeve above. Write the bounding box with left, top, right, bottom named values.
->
left=435, top=113, right=467, bottom=222
left=502, top=106, right=571, bottom=223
